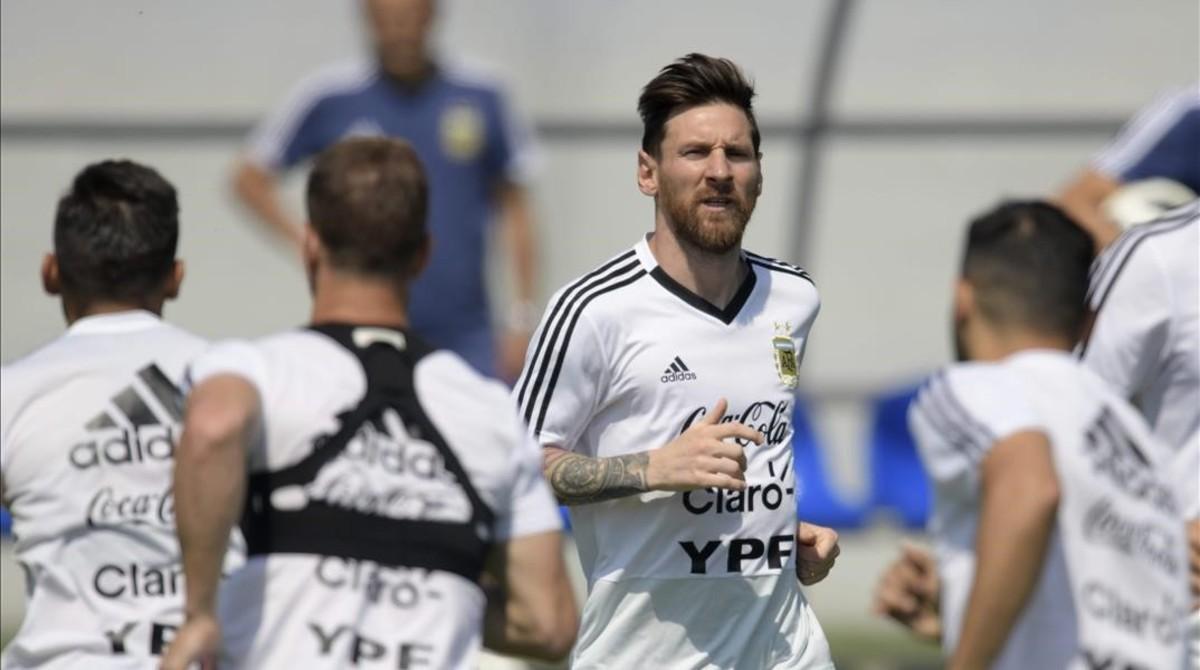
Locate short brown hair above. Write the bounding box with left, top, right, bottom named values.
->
left=638, top=53, right=759, bottom=157
left=306, top=137, right=428, bottom=276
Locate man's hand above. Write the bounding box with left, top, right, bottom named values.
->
left=160, top=612, right=220, bottom=670
left=645, top=398, right=762, bottom=492
left=872, top=542, right=942, bottom=643
left=1188, top=518, right=1200, bottom=611
left=497, top=328, right=532, bottom=385
left=795, top=521, right=839, bottom=585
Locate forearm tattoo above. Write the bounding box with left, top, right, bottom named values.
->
left=547, top=452, right=649, bottom=505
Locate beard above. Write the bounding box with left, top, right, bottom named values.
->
left=660, top=178, right=757, bottom=255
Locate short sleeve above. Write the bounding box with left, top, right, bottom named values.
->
left=244, top=61, right=372, bottom=171
left=512, top=295, right=608, bottom=451
left=186, top=340, right=270, bottom=400
left=1092, top=86, right=1200, bottom=182
left=483, top=86, right=541, bottom=185
left=1080, top=234, right=1172, bottom=398
left=909, top=365, right=1044, bottom=480
left=493, top=413, right=562, bottom=541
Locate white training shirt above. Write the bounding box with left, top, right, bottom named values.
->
left=0, top=311, right=207, bottom=669
left=1081, top=202, right=1199, bottom=518
left=187, top=326, right=560, bottom=670
left=910, top=350, right=1188, bottom=670
left=515, top=236, right=831, bottom=669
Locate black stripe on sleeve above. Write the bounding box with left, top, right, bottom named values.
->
left=519, top=260, right=643, bottom=427
left=515, top=250, right=635, bottom=412
left=533, top=269, right=647, bottom=435
left=745, top=251, right=815, bottom=284
left=916, top=381, right=984, bottom=463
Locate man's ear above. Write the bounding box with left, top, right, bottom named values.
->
left=755, top=156, right=763, bottom=196
left=953, top=278, right=974, bottom=324
left=41, top=253, right=61, bottom=296
left=637, top=149, right=658, bottom=197
left=408, top=235, right=433, bottom=278
left=163, top=260, right=185, bottom=300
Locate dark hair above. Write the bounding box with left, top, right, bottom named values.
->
left=306, top=137, right=428, bottom=277
left=961, top=200, right=1094, bottom=340
left=638, top=53, right=759, bottom=157
left=53, top=160, right=179, bottom=303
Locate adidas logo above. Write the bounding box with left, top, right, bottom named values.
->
left=70, top=364, right=185, bottom=470
left=660, top=356, right=698, bottom=384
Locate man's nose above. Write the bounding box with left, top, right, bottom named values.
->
left=704, top=152, right=733, bottom=183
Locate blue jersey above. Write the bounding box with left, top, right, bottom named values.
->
left=1093, top=84, right=1200, bottom=194
left=247, top=60, right=538, bottom=376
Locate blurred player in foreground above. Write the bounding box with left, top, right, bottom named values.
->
left=905, top=201, right=1187, bottom=669
left=874, top=202, right=1200, bottom=663
left=1, top=160, right=217, bottom=667
left=163, top=138, right=575, bottom=670
left=515, top=53, right=838, bottom=669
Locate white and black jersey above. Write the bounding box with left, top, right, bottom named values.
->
left=910, top=351, right=1188, bottom=670
left=187, top=324, right=559, bottom=670
left=0, top=311, right=209, bottom=669
left=1081, top=201, right=1199, bottom=518
left=515, top=236, right=831, bottom=669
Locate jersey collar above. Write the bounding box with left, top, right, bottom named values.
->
left=66, top=310, right=163, bottom=336
left=635, top=235, right=757, bottom=325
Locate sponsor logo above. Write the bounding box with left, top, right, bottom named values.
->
left=660, top=356, right=698, bottom=384
left=679, top=534, right=796, bottom=574
left=1085, top=411, right=1177, bottom=515
left=71, top=364, right=184, bottom=470
left=94, top=562, right=182, bottom=599
left=314, top=557, right=441, bottom=610
left=86, top=485, right=173, bottom=528
left=1082, top=581, right=1182, bottom=644
left=104, top=621, right=178, bottom=656
left=309, top=623, right=434, bottom=668
left=679, top=399, right=791, bottom=448
left=271, top=408, right=473, bottom=525
left=1083, top=498, right=1181, bottom=575
left=1080, top=648, right=1153, bottom=670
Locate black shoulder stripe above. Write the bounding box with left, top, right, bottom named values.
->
left=515, top=250, right=635, bottom=411
left=1086, top=213, right=1196, bottom=310
left=518, top=261, right=644, bottom=428
left=929, top=373, right=995, bottom=455
left=919, top=382, right=985, bottom=462
left=747, top=258, right=814, bottom=284
left=532, top=269, right=648, bottom=435
left=1088, top=203, right=1198, bottom=301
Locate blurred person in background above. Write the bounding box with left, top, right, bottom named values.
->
left=164, top=138, right=576, bottom=670
left=516, top=54, right=839, bottom=669
left=1058, top=84, right=1199, bottom=249
left=232, top=0, right=540, bottom=382
left=0, top=160, right=229, bottom=668
left=874, top=202, right=1200, bottom=663
left=900, top=201, right=1189, bottom=669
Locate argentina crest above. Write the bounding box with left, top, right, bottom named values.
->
left=771, top=322, right=798, bottom=390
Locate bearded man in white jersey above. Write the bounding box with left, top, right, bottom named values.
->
left=162, top=137, right=577, bottom=670
left=907, top=201, right=1187, bottom=669
left=0, top=160, right=210, bottom=668
left=514, top=53, right=840, bottom=669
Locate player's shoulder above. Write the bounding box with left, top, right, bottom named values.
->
left=1088, top=201, right=1199, bottom=308
left=744, top=249, right=815, bottom=286
left=284, top=58, right=378, bottom=107
left=911, top=362, right=1041, bottom=450
left=543, top=245, right=650, bottom=323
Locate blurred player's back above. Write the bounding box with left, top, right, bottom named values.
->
left=913, top=353, right=1187, bottom=669
left=1, top=315, right=206, bottom=668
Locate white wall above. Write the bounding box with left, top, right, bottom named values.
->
left=1, top=0, right=1196, bottom=476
